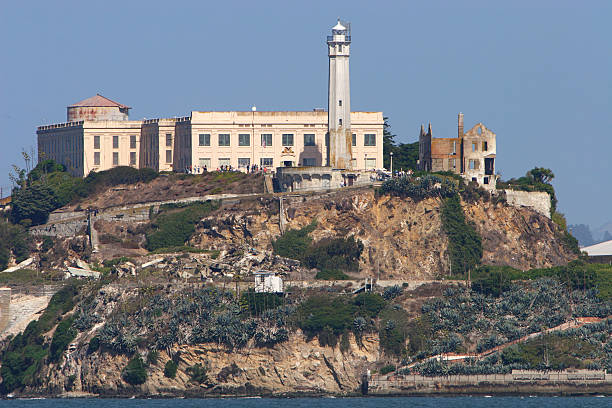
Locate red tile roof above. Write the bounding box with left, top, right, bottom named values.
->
left=69, top=94, right=130, bottom=109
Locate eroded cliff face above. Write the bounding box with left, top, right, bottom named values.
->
left=191, top=188, right=575, bottom=279
left=45, top=332, right=378, bottom=396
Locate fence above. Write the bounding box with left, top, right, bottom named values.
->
left=370, top=370, right=612, bottom=390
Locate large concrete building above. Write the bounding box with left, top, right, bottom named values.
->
left=37, top=94, right=142, bottom=177
left=36, top=20, right=383, bottom=177
left=418, top=113, right=497, bottom=190
left=172, top=110, right=382, bottom=172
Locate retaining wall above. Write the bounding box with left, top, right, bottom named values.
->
left=503, top=190, right=551, bottom=218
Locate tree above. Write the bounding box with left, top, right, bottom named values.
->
left=527, top=167, right=554, bottom=184
left=382, top=117, right=419, bottom=171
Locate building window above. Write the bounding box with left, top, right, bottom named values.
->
left=166, top=134, right=172, bottom=147
left=198, top=158, right=211, bottom=169
left=483, top=141, right=488, bottom=151
left=339, top=118, right=342, bottom=126
left=130, top=151, right=136, bottom=166
left=238, top=158, right=250, bottom=168
left=304, top=134, right=315, bottom=146
left=472, top=142, right=477, bottom=152
left=364, top=133, right=376, bottom=146
left=113, top=136, right=119, bottom=149
left=365, top=158, right=376, bottom=170
left=94, top=152, right=100, bottom=166
left=325, top=133, right=329, bottom=147
left=484, top=177, right=489, bottom=184
left=218, top=158, right=231, bottom=167
left=199, top=134, right=210, bottom=146
left=260, top=158, right=273, bottom=167
left=166, top=150, right=172, bottom=163
left=282, top=133, right=294, bottom=146
left=352, top=133, right=356, bottom=146
left=261, top=133, right=272, bottom=147
left=130, top=135, right=136, bottom=149
left=339, top=100, right=342, bottom=106
left=452, top=141, right=456, bottom=154
left=218, top=134, right=230, bottom=147
left=239, top=133, right=250, bottom=146
left=338, top=44, right=342, bottom=52
left=113, top=152, right=119, bottom=166
left=351, top=158, right=357, bottom=168
left=303, top=158, right=316, bottom=166
left=469, top=159, right=479, bottom=170
left=94, top=136, right=100, bottom=149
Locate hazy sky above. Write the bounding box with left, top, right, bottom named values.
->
left=1, top=0, right=610, bottom=228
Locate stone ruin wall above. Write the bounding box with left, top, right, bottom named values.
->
left=503, top=190, right=551, bottom=218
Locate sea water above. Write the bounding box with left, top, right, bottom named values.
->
left=0, top=397, right=609, bottom=408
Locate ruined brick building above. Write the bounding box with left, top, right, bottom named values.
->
left=418, top=113, right=497, bottom=190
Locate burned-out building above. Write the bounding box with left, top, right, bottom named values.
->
left=418, top=113, right=497, bottom=190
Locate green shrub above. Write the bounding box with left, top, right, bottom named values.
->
left=305, top=237, right=363, bottom=279
left=0, top=220, right=31, bottom=270
left=122, top=356, right=147, bottom=385
left=272, top=222, right=316, bottom=261
left=471, top=265, right=522, bottom=297
left=49, top=315, right=77, bottom=363
left=87, top=336, right=100, bottom=354
left=380, top=364, right=396, bottom=375
left=186, top=363, right=208, bottom=384
left=146, top=350, right=159, bottom=365
left=441, top=194, right=482, bottom=276
left=353, top=293, right=386, bottom=318
left=315, top=269, right=351, bottom=280
left=241, top=290, right=283, bottom=316
left=145, top=201, right=219, bottom=251
left=379, top=307, right=410, bottom=357
left=405, top=316, right=433, bottom=356
left=379, top=174, right=457, bottom=201
left=41, top=236, right=54, bottom=253
left=164, top=360, right=178, bottom=379
left=10, top=161, right=159, bottom=226
left=296, top=295, right=356, bottom=341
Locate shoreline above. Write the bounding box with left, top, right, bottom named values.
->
left=5, top=384, right=612, bottom=399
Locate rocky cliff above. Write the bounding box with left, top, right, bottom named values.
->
left=192, top=188, right=575, bottom=279
left=45, top=331, right=378, bottom=397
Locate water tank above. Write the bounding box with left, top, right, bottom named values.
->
left=67, top=94, right=130, bottom=122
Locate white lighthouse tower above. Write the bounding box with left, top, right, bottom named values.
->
left=327, top=19, right=352, bottom=169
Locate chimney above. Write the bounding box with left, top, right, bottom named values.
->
left=458, top=112, right=464, bottom=138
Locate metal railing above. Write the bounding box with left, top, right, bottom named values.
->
left=327, top=35, right=351, bottom=42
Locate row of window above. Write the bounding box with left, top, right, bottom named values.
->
left=93, top=151, right=139, bottom=167
left=196, top=133, right=377, bottom=147
left=193, top=157, right=377, bottom=169
left=93, top=135, right=138, bottom=150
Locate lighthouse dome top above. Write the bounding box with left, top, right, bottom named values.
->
left=332, top=20, right=346, bottom=31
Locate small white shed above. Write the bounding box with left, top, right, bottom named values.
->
left=254, top=271, right=283, bottom=293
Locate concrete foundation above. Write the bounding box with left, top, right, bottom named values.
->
left=275, top=166, right=376, bottom=192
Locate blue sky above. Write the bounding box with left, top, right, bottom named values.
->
left=1, top=0, right=610, bottom=229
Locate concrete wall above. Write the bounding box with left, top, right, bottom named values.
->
left=0, top=288, right=10, bottom=334
left=504, top=190, right=551, bottom=218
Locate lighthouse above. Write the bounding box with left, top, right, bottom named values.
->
left=327, top=19, right=352, bottom=169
